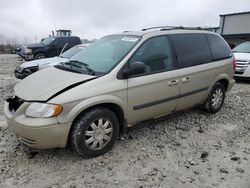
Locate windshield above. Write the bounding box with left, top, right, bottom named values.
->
left=233, top=42, right=250, bottom=53
left=69, top=35, right=141, bottom=73
left=41, top=37, right=55, bottom=45
left=60, top=46, right=83, bottom=59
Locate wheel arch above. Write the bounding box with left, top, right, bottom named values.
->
left=34, top=51, right=47, bottom=58
left=65, top=97, right=127, bottom=145
left=212, top=74, right=230, bottom=91
left=217, top=79, right=229, bottom=91
left=72, top=102, right=125, bottom=133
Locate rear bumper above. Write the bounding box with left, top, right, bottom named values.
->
left=4, top=100, right=71, bottom=149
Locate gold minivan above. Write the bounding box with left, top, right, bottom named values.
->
left=4, top=27, right=235, bottom=158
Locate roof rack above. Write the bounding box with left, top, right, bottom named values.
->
left=141, top=26, right=207, bottom=31
left=141, top=26, right=181, bottom=31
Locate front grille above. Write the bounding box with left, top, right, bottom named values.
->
left=235, top=60, right=249, bottom=74
left=6, top=96, right=24, bottom=112
left=235, top=71, right=244, bottom=75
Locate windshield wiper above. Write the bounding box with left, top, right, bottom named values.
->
left=68, top=60, right=95, bottom=75
left=54, top=63, right=85, bottom=74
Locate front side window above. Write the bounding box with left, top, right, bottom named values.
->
left=171, top=34, right=212, bottom=68
left=41, top=37, right=55, bottom=45
left=128, top=36, right=175, bottom=75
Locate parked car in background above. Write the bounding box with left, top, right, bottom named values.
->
left=5, top=27, right=235, bottom=158
left=233, top=42, right=250, bottom=80
left=18, top=36, right=81, bottom=61
left=15, top=44, right=89, bottom=79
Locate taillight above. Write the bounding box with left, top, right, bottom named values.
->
left=232, top=58, right=236, bottom=71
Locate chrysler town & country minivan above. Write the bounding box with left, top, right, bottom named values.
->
left=4, top=27, right=235, bottom=158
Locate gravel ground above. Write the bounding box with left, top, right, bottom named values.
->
left=0, top=54, right=249, bottom=188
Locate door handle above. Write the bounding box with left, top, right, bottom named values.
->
left=168, top=80, right=179, bottom=86
left=182, top=77, right=191, bottom=83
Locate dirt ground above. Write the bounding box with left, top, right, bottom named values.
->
left=0, top=54, right=249, bottom=188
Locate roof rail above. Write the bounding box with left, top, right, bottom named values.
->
left=142, top=26, right=183, bottom=31
left=142, top=26, right=210, bottom=31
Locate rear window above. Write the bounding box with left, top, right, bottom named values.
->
left=171, top=34, right=212, bottom=68
left=206, top=34, right=232, bottom=61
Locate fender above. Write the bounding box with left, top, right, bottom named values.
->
left=57, top=94, right=127, bottom=124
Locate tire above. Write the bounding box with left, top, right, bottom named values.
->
left=70, top=107, right=119, bottom=158
left=203, top=82, right=226, bottom=113
left=34, top=53, right=46, bottom=59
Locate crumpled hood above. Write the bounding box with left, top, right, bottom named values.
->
left=14, top=67, right=96, bottom=101
left=20, top=57, right=68, bottom=69
left=234, top=52, right=250, bottom=61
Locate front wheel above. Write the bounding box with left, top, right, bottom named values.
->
left=70, top=107, right=119, bottom=158
left=203, top=83, right=226, bottom=113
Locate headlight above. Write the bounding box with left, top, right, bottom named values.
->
left=25, top=103, right=63, bottom=118
left=25, top=48, right=32, bottom=54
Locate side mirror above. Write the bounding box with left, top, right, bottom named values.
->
left=120, top=61, right=146, bottom=79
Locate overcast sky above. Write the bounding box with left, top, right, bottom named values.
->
left=0, top=0, right=250, bottom=44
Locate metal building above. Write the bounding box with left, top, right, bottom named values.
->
left=217, top=11, right=250, bottom=47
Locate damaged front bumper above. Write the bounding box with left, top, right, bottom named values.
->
left=4, top=96, right=71, bottom=149
left=19, top=54, right=34, bottom=61
left=14, top=66, right=39, bottom=79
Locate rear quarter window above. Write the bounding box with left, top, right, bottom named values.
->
left=66, top=37, right=81, bottom=47
left=55, top=38, right=66, bottom=46
left=206, top=34, right=232, bottom=61
left=171, top=34, right=212, bottom=68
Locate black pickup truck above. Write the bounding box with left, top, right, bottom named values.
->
left=18, top=36, right=81, bottom=60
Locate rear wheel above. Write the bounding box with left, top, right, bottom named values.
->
left=34, top=53, right=46, bottom=59
left=70, top=107, right=119, bottom=158
left=203, top=83, right=226, bottom=113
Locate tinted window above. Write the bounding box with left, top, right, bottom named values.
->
left=171, top=34, right=212, bottom=68
left=206, top=34, right=232, bottom=60
left=69, top=37, right=81, bottom=46
left=56, top=38, right=68, bottom=47
left=128, top=36, right=175, bottom=75
left=41, top=37, right=55, bottom=45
